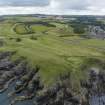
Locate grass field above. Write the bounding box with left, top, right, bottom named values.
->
left=0, top=16, right=105, bottom=89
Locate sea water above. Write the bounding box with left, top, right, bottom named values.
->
left=0, top=82, right=35, bottom=105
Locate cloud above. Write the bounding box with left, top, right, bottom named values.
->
left=50, top=0, right=90, bottom=10
left=0, top=6, right=50, bottom=15
left=0, top=0, right=105, bottom=15
left=48, top=0, right=105, bottom=15
left=0, top=0, right=49, bottom=6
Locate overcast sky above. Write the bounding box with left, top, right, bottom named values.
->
left=0, top=0, right=105, bottom=15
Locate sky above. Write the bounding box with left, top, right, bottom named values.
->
left=0, top=0, right=105, bottom=15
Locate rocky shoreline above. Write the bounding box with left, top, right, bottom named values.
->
left=0, top=77, right=15, bottom=93
left=0, top=51, right=105, bottom=105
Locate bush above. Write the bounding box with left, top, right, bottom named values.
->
left=70, top=23, right=86, bottom=34
left=30, top=35, right=37, bottom=40
left=16, top=38, right=22, bottom=42
left=73, top=26, right=85, bottom=34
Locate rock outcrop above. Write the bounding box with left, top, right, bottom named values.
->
left=0, top=51, right=29, bottom=92
left=0, top=51, right=105, bottom=105
left=36, top=73, right=81, bottom=105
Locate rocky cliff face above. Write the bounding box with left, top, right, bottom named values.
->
left=36, top=73, right=81, bottom=105
left=0, top=51, right=105, bottom=105
left=0, top=51, right=44, bottom=104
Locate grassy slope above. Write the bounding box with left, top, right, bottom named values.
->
left=0, top=16, right=105, bottom=89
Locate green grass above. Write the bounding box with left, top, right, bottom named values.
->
left=31, top=25, right=51, bottom=32
left=0, top=16, right=105, bottom=88
left=13, top=22, right=55, bottom=35
left=14, top=23, right=30, bottom=34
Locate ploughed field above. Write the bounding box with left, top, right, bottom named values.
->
left=0, top=16, right=105, bottom=105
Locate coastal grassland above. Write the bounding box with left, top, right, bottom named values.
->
left=0, top=16, right=105, bottom=89
left=31, top=24, right=51, bottom=32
